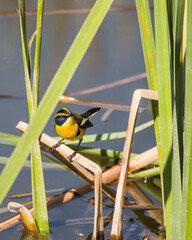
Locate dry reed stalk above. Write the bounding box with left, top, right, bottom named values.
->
left=59, top=95, right=146, bottom=112
left=0, top=146, right=158, bottom=232
left=59, top=95, right=132, bottom=112
left=0, top=147, right=158, bottom=232
left=68, top=148, right=104, bottom=239
left=110, top=89, right=158, bottom=239
left=46, top=146, right=158, bottom=209
left=0, top=116, right=158, bottom=232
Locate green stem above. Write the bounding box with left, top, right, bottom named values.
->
left=183, top=1, right=192, bottom=239
left=31, top=141, right=49, bottom=235
left=18, top=0, right=34, bottom=118
left=154, top=0, right=173, bottom=239
left=18, top=0, right=49, bottom=234
left=32, top=0, right=44, bottom=109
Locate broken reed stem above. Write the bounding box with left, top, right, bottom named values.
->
left=68, top=145, right=104, bottom=239
left=0, top=148, right=158, bottom=232
left=111, top=89, right=158, bottom=238
left=0, top=120, right=158, bottom=232
left=0, top=146, right=158, bottom=232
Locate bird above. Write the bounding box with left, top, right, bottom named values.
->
left=52, top=107, right=101, bottom=161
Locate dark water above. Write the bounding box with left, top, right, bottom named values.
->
left=0, top=0, right=163, bottom=239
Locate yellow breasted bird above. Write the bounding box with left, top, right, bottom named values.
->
left=52, top=107, right=101, bottom=161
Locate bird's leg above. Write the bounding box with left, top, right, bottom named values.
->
left=67, top=138, right=83, bottom=162
left=51, top=139, right=65, bottom=151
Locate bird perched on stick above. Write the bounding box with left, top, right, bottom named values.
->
left=52, top=107, right=101, bottom=161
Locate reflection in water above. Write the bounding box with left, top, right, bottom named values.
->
left=127, top=180, right=164, bottom=237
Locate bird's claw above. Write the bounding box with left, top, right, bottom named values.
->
left=51, top=140, right=64, bottom=152
left=67, top=152, right=77, bottom=162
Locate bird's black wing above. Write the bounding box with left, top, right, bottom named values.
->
left=81, top=107, right=101, bottom=118
left=80, top=120, right=93, bottom=128
left=74, top=114, right=93, bottom=129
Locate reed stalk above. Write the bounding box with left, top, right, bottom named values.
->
left=136, top=0, right=192, bottom=239
left=154, top=1, right=173, bottom=238
left=182, top=1, right=192, bottom=239
left=18, top=0, right=49, bottom=235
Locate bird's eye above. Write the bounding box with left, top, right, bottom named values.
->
left=55, top=115, right=67, bottom=126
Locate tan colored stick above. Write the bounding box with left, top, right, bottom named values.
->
left=110, top=89, right=158, bottom=239
left=47, top=146, right=158, bottom=210
left=59, top=95, right=146, bottom=112
left=72, top=151, right=104, bottom=239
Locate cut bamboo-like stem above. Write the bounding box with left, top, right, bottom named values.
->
left=110, top=89, right=158, bottom=239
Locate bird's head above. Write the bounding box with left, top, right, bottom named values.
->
left=54, top=108, right=73, bottom=126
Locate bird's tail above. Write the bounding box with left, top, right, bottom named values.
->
left=81, top=107, right=101, bottom=119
